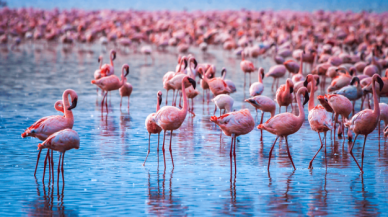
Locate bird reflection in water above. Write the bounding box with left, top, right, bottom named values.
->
left=146, top=155, right=188, bottom=215
left=307, top=171, right=328, bottom=216
left=350, top=174, right=380, bottom=215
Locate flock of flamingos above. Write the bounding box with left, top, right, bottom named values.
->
left=6, top=8, right=388, bottom=186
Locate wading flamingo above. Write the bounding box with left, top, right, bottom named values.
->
left=245, top=96, right=276, bottom=124
left=304, top=74, right=333, bottom=169
left=346, top=74, right=384, bottom=172
left=143, top=91, right=163, bottom=166
left=258, top=87, right=309, bottom=170
left=212, top=94, right=234, bottom=116
left=100, top=49, right=116, bottom=77
left=21, top=89, right=78, bottom=180
left=275, top=78, right=294, bottom=113
left=240, top=52, right=255, bottom=87
left=119, top=66, right=133, bottom=109
left=37, top=129, right=80, bottom=185
left=153, top=76, right=196, bottom=167
left=266, top=65, right=287, bottom=91
left=249, top=67, right=265, bottom=96
left=325, top=93, right=352, bottom=142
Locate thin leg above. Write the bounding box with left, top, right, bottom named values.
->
left=166, top=90, right=169, bottom=105
left=120, top=96, right=122, bottom=108
left=285, top=136, right=296, bottom=170
left=308, top=132, right=324, bottom=169
left=57, top=153, right=62, bottom=186
left=260, top=112, right=264, bottom=124
left=361, top=135, right=367, bottom=172
left=214, top=104, right=217, bottom=115
left=128, top=96, right=130, bottom=109
left=162, top=130, right=166, bottom=153
left=229, top=134, right=234, bottom=158
left=169, top=130, right=174, bottom=167
left=267, top=136, right=279, bottom=170
left=143, top=133, right=151, bottom=166
left=349, top=134, right=362, bottom=171
left=61, top=152, right=65, bottom=184
left=157, top=133, right=160, bottom=152
left=379, top=121, right=381, bottom=141
left=324, top=131, right=327, bottom=169
left=233, top=136, right=237, bottom=175
left=51, top=149, right=54, bottom=184
left=34, top=149, right=42, bottom=176
left=42, top=150, right=49, bottom=182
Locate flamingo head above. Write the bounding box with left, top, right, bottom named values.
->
left=221, top=67, right=226, bottom=77
left=183, top=76, right=196, bottom=89
left=244, top=98, right=257, bottom=106
left=373, top=74, right=384, bottom=91
left=157, top=91, right=163, bottom=105
left=67, top=90, right=78, bottom=111
left=98, top=55, right=102, bottom=63
left=122, top=64, right=130, bottom=77
left=110, top=49, right=117, bottom=60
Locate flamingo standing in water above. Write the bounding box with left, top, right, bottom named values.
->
left=94, top=55, right=103, bottom=93
left=304, top=74, right=333, bottom=169
left=249, top=67, right=265, bottom=96
left=21, top=89, right=78, bottom=181
left=210, top=109, right=255, bottom=173
left=291, top=52, right=304, bottom=83
left=143, top=91, right=163, bottom=166
left=212, top=94, right=234, bottom=116
left=266, top=65, right=287, bottom=91
left=258, top=87, right=309, bottom=170
left=119, top=66, right=133, bottom=109
left=379, top=103, right=388, bottom=141
left=37, top=129, right=80, bottom=185
left=91, top=64, right=129, bottom=110
left=245, top=96, right=276, bottom=124
left=240, top=52, right=255, bottom=88
left=325, top=93, right=352, bottom=142
left=163, top=57, right=187, bottom=105
left=153, top=76, right=196, bottom=167
left=275, top=78, right=294, bottom=113
left=346, top=74, right=384, bottom=172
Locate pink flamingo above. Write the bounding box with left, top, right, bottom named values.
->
left=346, top=74, right=384, bottom=172
left=275, top=78, right=294, bottom=113
left=163, top=57, right=187, bottom=105
left=143, top=91, right=163, bottom=166
left=200, top=67, right=231, bottom=96
left=21, top=89, right=78, bottom=180
left=119, top=66, right=133, bottom=109
left=249, top=67, right=265, bottom=96
left=305, top=74, right=333, bottom=169
left=240, top=52, right=255, bottom=87
left=245, top=96, right=276, bottom=124
left=153, top=76, right=196, bottom=167
left=93, top=55, right=103, bottom=85
left=325, top=93, right=352, bottom=142
left=266, top=64, right=287, bottom=91
left=100, top=49, right=116, bottom=77
left=91, top=64, right=129, bottom=110
left=258, top=87, right=309, bottom=170
left=379, top=103, right=388, bottom=141
left=37, top=129, right=80, bottom=185
left=292, top=52, right=304, bottom=84
left=210, top=109, right=255, bottom=173
left=212, top=94, right=234, bottom=116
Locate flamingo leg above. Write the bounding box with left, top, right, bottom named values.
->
left=378, top=121, right=381, bottom=141
left=57, top=153, right=62, bottom=186
left=234, top=135, right=237, bottom=175
left=361, top=135, right=367, bottom=172
left=162, top=130, right=166, bottom=153
left=169, top=130, right=174, bottom=167
left=120, top=96, right=122, bottom=108
left=48, top=149, right=51, bottom=182
left=42, top=150, right=49, bottom=183
left=214, top=104, right=217, bottom=115
left=285, top=136, right=296, bottom=170
left=260, top=112, right=264, bottom=125
left=157, top=133, right=160, bottom=152
left=229, top=134, right=234, bottom=158
left=166, top=90, right=169, bottom=105
left=128, top=96, right=130, bottom=109
left=34, top=149, right=42, bottom=176
left=349, top=134, right=362, bottom=171
left=51, top=149, right=54, bottom=184
left=308, top=132, right=324, bottom=169
left=61, top=152, right=65, bottom=184
left=143, top=133, right=151, bottom=166
left=267, top=136, right=279, bottom=170
left=324, top=131, right=327, bottom=169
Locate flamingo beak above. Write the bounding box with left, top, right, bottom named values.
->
left=68, top=98, right=78, bottom=110
left=188, top=77, right=196, bottom=89
left=193, top=59, right=198, bottom=69
left=158, top=94, right=162, bottom=105
left=316, top=77, right=320, bottom=86
left=377, top=76, right=384, bottom=91
left=303, top=79, right=308, bottom=87
left=290, top=86, right=293, bottom=94
left=261, top=71, right=265, bottom=80
left=113, top=52, right=116, bottom=60
left=303, top=91, right=309, bottom=106
left=125, top=67, right=129, bottom=77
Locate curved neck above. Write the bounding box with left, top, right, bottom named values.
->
left=372, top=79, right=380, bottom=115
left=308, top=79, right=315, bottom=111
left=62, top=90, right=73, bottom=120
left=298, top=55, right=303, bottom=75
left=258, top=71, right=263, bottom=83
left=110, top=53, right=114, bottom=66
left=99, top=58, right=102, bottom=69
left=119, top=68, right=126, bottom=87
left=296, top=92, right=305, bottom=119
left=221, top=71, right=226, bottom=80
left=156, top=97, right=161, bottom=112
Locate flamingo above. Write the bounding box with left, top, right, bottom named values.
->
left=119, top=66, right=133, bottom=109
left=249, top=67, right=265, bottom=96
left=283, top=59, right=300, bottom=75
left=266, top=64, right=287, bottom=91
left=379, top=103, right=388, bottom=141
left=210, top=109, right=255, bottom=173
left=275, top=78, right=294, bottom=113
left=221, top=68, right=237, bottom=93
left=91, top=64, right=129, bottom=109
left=200, top=67, right=231, bottom=96
left=93, top=55, right=103, bottom=81
left=140, top=45, right=154, bottom=64
left=37, top=129, right=80, bottom=185
left=304, top=74, right=333, bottom=169
left=153, top=76, right=196, bottom=167
left=21, top=89, right=78, bottom=180
left=240, top=52, right=255, bottom=87
left=345, top=74, right=384, bottom=172
left=245, top=95, right=276, bottom=124
left=327, top=67, right=353, bottom=92
left=100, top=49, right=116, bottom=77
left=143, top=91, right=163, bottom=166
left=335, top=77, right=363, bottom=113
left=163, top=57, right=187, bottom=105
left=258, top=87, right=309, bottom=170
left=325, top=93, right=352, bottom=142
left=212, top=94, right=234, bottom=116
left=292, top=52, right=304, bottom=83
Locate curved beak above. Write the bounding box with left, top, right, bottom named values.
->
left=289, top=86, right=294, bottom=94
left=158, top=94, right=162, bottom=105
left=261, top=70, right=265, bottom=80
left=377, top=76, right=384, bottom=91
left=303, top=79, right=308, bottom=87
left=316, top=77, right=320, bottom=86
left=303, top=91, right=309, bottom=106
left=184, top=59, right=188, bottom=69
left=188, top=77, right=196, bottom=89
left=68, top=98, right=78, bottom=110
left=113, top=52, right=116, bottom=60
left=125, top=66, right=129, bottom=77
left=193, top=59, right=198, bottom=69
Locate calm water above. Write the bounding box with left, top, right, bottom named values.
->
left=1, top=44, right=388, bottom=216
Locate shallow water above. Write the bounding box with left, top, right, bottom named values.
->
left=1, top=44, right=388, bottom=216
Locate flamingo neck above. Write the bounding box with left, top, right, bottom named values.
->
left=99, top=59, right=102, bottom=69
left=258, top=71, right=263, bottom=83
left=296, top=92, right=305, bottom=119
left=181, top=80, right=189, bottom=115
left=308, top=78, right=315, bottom=111
left=119, top=68, right=126, bottom=87
left=156, top=97, right=160, bottom=112
left=110, top=54, right=114, bottom=67
left=221, top=71, right=226, bottom=80
left=62, top=90, right=74, bottom=121
left=298, top=54, right=303, bottom=75
left=372, top=78, right=380, bottom=116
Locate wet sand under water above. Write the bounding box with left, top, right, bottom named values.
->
left=0, top=44, right=388, bottom=215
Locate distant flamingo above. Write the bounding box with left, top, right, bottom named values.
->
left=249, top=67, right=265, bottom=96
left=37, top=129, right=80, bottom=185
left=275, top=78, right=294, bottom=113
left=240, top=52, right=255, bottom=87
left=143, top=91, right=163, bottom=166
left=91, top=64, right=129, bottom=109
left=346, top=74, right=384, bottom=172
left=200, top=67, right=231, bottom=96
left=245, top=96, right=276, bottom=124
left=258, top=87, right=309, bottom=170
left=93, top=55, right=103, bottom=81
left=153, top=76, right=196, bottom=167
left=266, top=64, right=287, bottom=91
left=335, top=77, right=363, bottom=113
left=325, top=93, right=352, bottom=142
left=212, top=94, right=234, bottom=116
left=21, top=89, right=78, bottom=180
left=304, top=74, right=333, bottom=169
left=292, top=52, right=304, bottom=83
left=119, top=66, right=133, bottom=109
left=163, top=57, right=187, bottom=105
left=210, top=109, right=255, bottom=173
